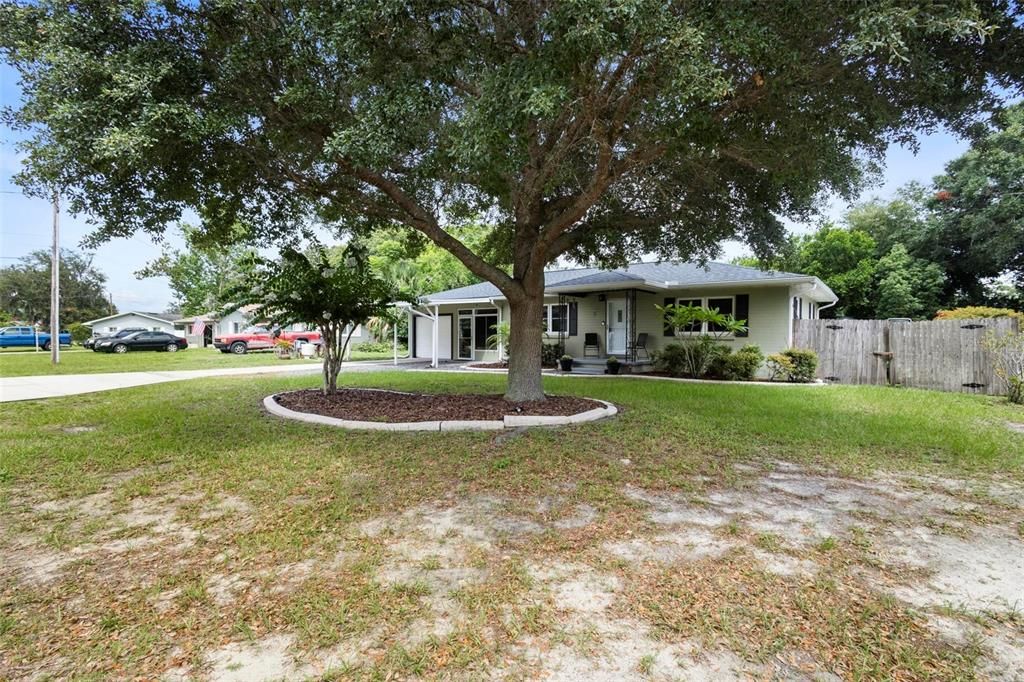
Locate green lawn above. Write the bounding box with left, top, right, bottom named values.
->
left=0, top=346, right=406, bottom=377
left=1, top=373, right=1022, bottom=679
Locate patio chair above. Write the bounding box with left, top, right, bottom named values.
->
left=584, top=332, right=601, bottom=357
left=626, top=332, right=649, bottom=360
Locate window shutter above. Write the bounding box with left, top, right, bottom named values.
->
left=663, top=297, right=675, bottom=337
left=568, top=303, right=578, bottom=336
left=735, top=294, right=749, bottom=338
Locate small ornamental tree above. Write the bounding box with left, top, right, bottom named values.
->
left=230, top=246, right=399, bottom=395
left=655, top=302, right=747, bottom=377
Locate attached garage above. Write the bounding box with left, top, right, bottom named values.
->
left=412, top=313, right=453, bottom=361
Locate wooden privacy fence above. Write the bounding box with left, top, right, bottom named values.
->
left=792, top=317, right=1020, bottom=396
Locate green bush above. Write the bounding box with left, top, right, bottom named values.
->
left=719, top=344, right=764, bottom=381
left=541, top=343, right=561, bottom=367
left=780, top=348, right=819, bottom=383
left=68, top=322, right=91, bottom=344
left=654, top=337, right=728, bottom=378
left=351, top=340, right=393, bottom=354
left=766, top=353, right=794, bottom=382
left=936, top=306, right=1022, bottom=321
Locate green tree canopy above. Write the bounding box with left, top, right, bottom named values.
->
left=927, top=104, right=1024, bottom=301
left=792, top=226, right=879, bottom=318
left=874, top=244, right=946, bottom=319
left=4, top=1, right=1021, bottom=399
left=356, top=222, right=507, bottom=300
left=135, top=225, right=257, bottom=316
left=0, top=249, right=113, bottom=326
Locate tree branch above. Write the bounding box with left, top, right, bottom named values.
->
left=347, top=165, right=518, bottom=297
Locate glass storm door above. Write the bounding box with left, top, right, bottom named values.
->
left=606, top=299, right=627, bottom=355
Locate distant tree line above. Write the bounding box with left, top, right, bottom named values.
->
left=736, top=105, right=1024, bottom=320
left=0, top=249, right=113, bottom=328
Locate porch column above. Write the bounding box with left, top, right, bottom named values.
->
left=393, top=316, right=398, bottom=366
left=432, top=304, right=439, bottom=368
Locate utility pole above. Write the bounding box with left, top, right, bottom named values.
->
left=50, top=192, right=60, bottom=365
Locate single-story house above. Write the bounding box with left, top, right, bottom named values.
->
left=83, top=312, right=178, bottom=337
left=173, top=305, right=375, bottom=348
left=410, top=261, right=837, bottom=373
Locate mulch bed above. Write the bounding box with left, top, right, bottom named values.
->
left=274, top=389, right=603, bottom=422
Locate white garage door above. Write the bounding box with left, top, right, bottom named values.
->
left=414, top=314, right=452, bottom=360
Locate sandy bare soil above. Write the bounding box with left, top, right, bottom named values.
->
left=2, top=462, right=1022, bottom=681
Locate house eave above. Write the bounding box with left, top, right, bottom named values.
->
left=82, top=311, right=175, bottom=327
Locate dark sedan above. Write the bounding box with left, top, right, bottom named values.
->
left=84, top=327, right=147, bottom=350
left=94, top=331, right=188, bottom=353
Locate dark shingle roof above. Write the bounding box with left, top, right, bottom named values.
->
left=423, top=261, right=823, bottom=302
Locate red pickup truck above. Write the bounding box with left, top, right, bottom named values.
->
left=214, top=326, right=321, bottom=354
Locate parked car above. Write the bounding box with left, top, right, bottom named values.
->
left=93, top=331, right=188, bottom=353
left=84, top=327, right=147, bottom=350
left=0, top=326, right=72, bottom=350
left=213, top=326, right=321, bottom=354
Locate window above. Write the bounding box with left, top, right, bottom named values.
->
left=792, top=296, right=803, bottom=320
left=457, top=308, right=499, bottom=359
left=675, top=298, right=702, bottom=333
left=541, top=304, right=569, bottom=333
left=706, top=297, right=734, bottom=333
left=233, top=322, right=241, bottom=333
left=108, top=326, right=117, bottom=332
left=674, top=296, right=737, bottom=335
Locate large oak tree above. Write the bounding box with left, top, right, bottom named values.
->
left=3, top=1, right=1022, bottom=400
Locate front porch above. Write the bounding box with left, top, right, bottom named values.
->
left=565, top=355, right=655, bottom=375
left=545, top=287, right=659, bottom=368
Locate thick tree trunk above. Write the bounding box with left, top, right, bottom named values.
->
left=505, top=291, right=546, bottom=402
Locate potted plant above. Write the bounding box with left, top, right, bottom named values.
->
left=274, top=337, right=295, bottom=359
left=559, top=354, right=574, bottom=372
left=605, top=356, right=620, bottom=374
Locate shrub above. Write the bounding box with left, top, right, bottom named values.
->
left=541, top=343, right=561, bottom=367
left=936, top=306, right=1022, bottom=321
left=68, top=322, right=91, bottom=344
left=766, top=353, right=795, bottom=382
left=983, top=330, right=1024, bottom=404
left=352, top=340, right=392, bottom=353
left=654, top=337, right=728, bottom=378
left=720, top=344, right=764, bottom=381
left=780, top=348, right=819, bottom=383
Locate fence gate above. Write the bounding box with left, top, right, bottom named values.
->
left=792, top=317, right=1019, bottom=396
left=889, top=318, right=1017, bottom=396
left=793, top=319, right=890, bottom=385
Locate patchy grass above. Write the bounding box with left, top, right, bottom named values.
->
left=0, top=347, right=403, bottom=377
left=0, top=371, right=1022, bottom=680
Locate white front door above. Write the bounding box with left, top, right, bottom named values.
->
left=606, top=298, right=627, bottom=355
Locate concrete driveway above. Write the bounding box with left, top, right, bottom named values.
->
left=0, top=360, right=427, bottom=403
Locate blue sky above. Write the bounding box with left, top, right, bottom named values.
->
left=1, top=62, right=972, bottom=314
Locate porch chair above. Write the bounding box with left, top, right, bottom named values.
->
left=626, top=332, right=649, bottom=360
left=583, top=332, right=601, bottom=357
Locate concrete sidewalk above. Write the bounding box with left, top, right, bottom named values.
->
left=0, top=360, right=426, bottom=403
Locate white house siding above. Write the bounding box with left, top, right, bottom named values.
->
left=88, top=314, right=176, bottom=337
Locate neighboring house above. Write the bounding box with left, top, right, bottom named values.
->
left=83, top=312, right=178, bottom=337
left=411, top=261, right=837, bottom=372
left=173, top=304, right=374, bottom=348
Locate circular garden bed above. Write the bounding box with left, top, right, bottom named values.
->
left=265, top=388, right=617, bottom=431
